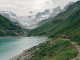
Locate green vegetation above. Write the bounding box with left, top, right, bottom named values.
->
left=30, top=39, right=77, bottom=60
left=28, top=1, right=80, bottom=43
left=27, top=1, right=80, bottom=60
left=75, top=58, right=80, bottom=60
left=0, top=14, right=27, bottom=36
left=28, top=1, right=80, bottom=37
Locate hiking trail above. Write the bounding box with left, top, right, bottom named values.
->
left=71, top=42, right=80, bottom=59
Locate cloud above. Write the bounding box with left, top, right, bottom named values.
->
left=51, top=0, right=78, bottom=8
left=0, top=0, right=78, bottom=16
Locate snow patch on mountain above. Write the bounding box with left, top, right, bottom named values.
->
left=0, top=11, right=18, bottom=22
left=0, top=6, right=62, bottom=29
left=49, top=6, right=62, bottom=18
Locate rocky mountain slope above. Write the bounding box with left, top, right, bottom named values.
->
left=10, top=1, right=80, bottom=60
left=0, top=6, right=62, bottom=29
left=63, top=2, right=74, bottom=11
left=0, top=11, right=19, bottom=23
left=0, top=14, right=27, bottom=36
left=28, top=1, right=80, bottom=37
left=1, top=1, right=75, bottom=30
left=49, top=6, right=62, bottom=18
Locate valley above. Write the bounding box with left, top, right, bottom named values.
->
left=11, top=1, right=80, bottom=60
left=0, top=0, right=80, bottom=60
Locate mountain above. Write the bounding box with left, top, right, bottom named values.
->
left=26, top=1, right=80, bottom=59
left=0, top=11, right=19, bottom=23
left=35, top=9, right=50, bottom=21
left=0, top=14, right=27, bottom=36
left=0, top=11, right=38, bottom=29
left=1, top=3, right=75, bottom=30
left=38, top=6, right=62, bottom=26
left=63, top=2, right=74, bottom=11
left=18, top=9, right=51, bottom=29
left=0, top=6, right=62, bottom=29
left=0, top=10, right=50, bottom=29
left=49, top=6, right=62, bottom=18
left=10, top=1, right=80, bottom=60
left=18, top=15, right=38, bottom=29
left=28, top=1, right=80, bottom=38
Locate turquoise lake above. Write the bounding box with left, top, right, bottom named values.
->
left=0, top=37, right=47, bottom=60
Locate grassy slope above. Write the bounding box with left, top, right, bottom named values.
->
left=28, top=1, right=80, bottom=36
left=28, top=1, right=80, bottom=45
left=27, top=1, right=80, bottom=60
left=0, top=15, right=27, bottom=36
left=50, top=9, right=80, bottom=43
left=30, top=39, right=77, bottom=60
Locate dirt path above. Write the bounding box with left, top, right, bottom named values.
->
left=71, top=42, right=80, bottom=59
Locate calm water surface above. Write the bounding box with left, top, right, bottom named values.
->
left=0, top=37, right=47, bottom=60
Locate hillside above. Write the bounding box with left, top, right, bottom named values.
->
left=28, top=1, right=80, bottom=37
left=28, top=0, right=80, bottom=53
left=27, top=1, right=80, bottom=59
left=0, top=14, right=27, bottom=36
left=10, top=1, right=80, bottom=60
left=11, top=38, right=77, bottom=60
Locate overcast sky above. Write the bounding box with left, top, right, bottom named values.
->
left=0, top=0, right=78, bottom=16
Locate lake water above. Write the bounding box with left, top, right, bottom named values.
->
left=0, top=37, right=47, bottom=60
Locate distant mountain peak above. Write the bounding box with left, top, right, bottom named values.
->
left=0, top=6, right=63, bottom=29
left=49, top=6, right=62, bottom=18
left=63, top=2, right=74, bottom=11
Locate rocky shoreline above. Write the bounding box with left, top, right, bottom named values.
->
left=0, top=36, right=23, bottom=38
left=10, top=48, right=36, bottom=60
left=10, top=44, right=40, bottom=60
left=10, top=38, right=51, bottom=60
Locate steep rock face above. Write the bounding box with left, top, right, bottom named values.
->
left=49, top=6, right=62, bottom=18
left=0, top=10, right=50, bottom=29
left=35, top=10, right=51, bottom=21
left=63, top=2, right=74, bottom=11
left=0, top=11, right=19, bottom=22
left=0, top=14, right=27, bottom=36
left=28, top=1, right=80, bottom=36
left=18, top=9, right=51, bottom=29
left=0, top=1, right=75, bottom=29
left=0, top=6, right=62, bottom=29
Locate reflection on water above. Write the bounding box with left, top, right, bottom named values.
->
left=0, top=37, right=47, bottom=60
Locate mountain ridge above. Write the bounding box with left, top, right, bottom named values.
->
left=10, top=1, right=80, bottom=60
left=0, top=6, right=62, bottom=29
left=28, top=1, right=80, bottom=37
left=0, top=14, right=27, bottom=36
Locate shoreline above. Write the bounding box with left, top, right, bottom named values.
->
left=10, top=38, right=50, bottom=60
left=0, top=36, right=27, bottom=38
left=0, top=36, right=47, bottom=38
